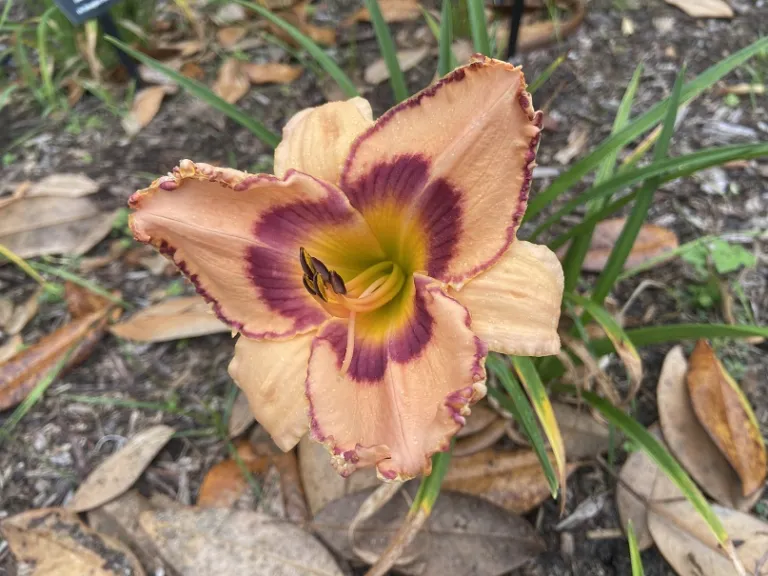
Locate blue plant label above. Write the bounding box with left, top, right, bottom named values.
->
left=52, top=0, right=124, bottom=25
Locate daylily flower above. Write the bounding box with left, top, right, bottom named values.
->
left=129, top=54, right=563, bottom=481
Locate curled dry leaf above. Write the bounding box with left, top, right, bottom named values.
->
left=555, top=492, right=608, bottom=530
left=314, top=485, right=545, bottom=576
left=364, top=46, right=429, bottom=84
left=0, top=335, right=22, bottom=364
left=26, top=173, right=99, bottom=198
left=0, top=196, right=118, bottom=259
left=553, top=124, right=589, bottom=165
left=457, top=400, right=499, bottom=438
left=298, top=435, right=379, bottom=516
left=345, top=0, right=422, bottom=24
left=581, top=218, right=679, bottom=273
left=67, top=425, right=175, bottom=512
left=648, top=467, right=768, bottom=575
left=3, top=288, right=42, bottom=335
left=658, top=346, right=760, bottom=510
left=180, top=61, right=205, bottom=80
left=0, top=508, right=145, bottom=576
left=242, top=62, right=303, bottom=84
left=443, top=449, right=582, bottom=514
left=197, top=440, right=271, bottom=508
left=217, top=26, right=247, bottom=49
left=687, top=340, right=767, bottom=497
left=110, top=296, right=229, bottom=342
left=453, top=418, right=508, bottom=456
left=553, top=402, right=612, bottom=460
left=664, top=0, right=733, bottom=18
left=0, top=304, right=112, bottom=410
left=213, top=58, right=250, bottom=104
left=140, top=507, right=343, bottom=575
left=122, top=85, right=173, bottom=136
left=228, top=390, right=255, bottom=437
left=87, top=490, right=170, bottom=575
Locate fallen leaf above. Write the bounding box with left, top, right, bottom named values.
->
left=122, top=85, right=171, bottom=136
left=141, top=507, right=343, bottom=575
left=364, top=46, right=429, bottom=84
left=303, top=23, right=336, bottom=46
left=616, top=424, right=664, bottom=551
left=345, top=0, right=421, bottom=23
left=443, top=449, right=581, bottom=514
left=580, top=218, right=679, bottom=272
left=664, top=0, right=733, bottom=18
left=298, top=434, right=380, bottom=516
left=271, top=450, right=311, bottom=522
left=453, top=418, right=508, bottom=456
left=87, top=491, right=170, bottom=575
left=553, top=402, right=612, bottom=459
left=687, top=340, right=767, bottom=496
left=3, top=288, right=42, bottom=335
left=213, top=2, right=247, bottom=25
left=242, top=62, right=303, bottom=84
left=658, top=346, right=760, bottom=509
left=110, top=296, right=229, bottom=342
left=0, top=306, right=111, bottom=410
left=0, top=197, right=118, bottom=259
left=180, top=61, right=205, bottom=80
left=228, top=390, right=255, bottom=437
left=26, top=173, right=99, bottom=198
left=139, top=59, right=183, bottom=86
left=647, top=467, right=768, bottom=575
left=555, top=492, right=608, bottom=530
left=457, top=401, right=499, bottom=438
left=0, top=335, right=22, bottom=364
left=0, top=508, right=145, bottom=575
left=217, top=26, right=247, bottom=49
left=78, top=240, right=128, bottom=273
left=67, top=425, right=175, bottom=512
left=197, top=440, right=270, bottom=508
left=65, top=281, right=111, bottom=319
left=553, top=124, right=589, bottom=165
left=314, top=486, right=545, bottom=575
left=213, top=58, right=250, bottom=104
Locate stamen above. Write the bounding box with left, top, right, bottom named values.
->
left=345, top=261, right=393, bottom=294
left=330, top=271, right=347, bottom=295
left=302, top=275, right=317, bottom=296
left=311, top=257, right=331, bottom=283
left=299, top=247, right=315, bottom=277
left=340, top=311, right=356, bottom=374
left=313, top=272, right=329, bottom=302
left=341, top=264, right=405, bottom=313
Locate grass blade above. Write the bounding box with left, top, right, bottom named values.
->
left=234, top=0, right=358, bottom=98
left=561, top=63, right=643, bottom=292
left=365, top=0, right=408, bottom=102
left=529, top=142, right=768, bottom=242
left=486, top=356, right=559, bottom=498
left=30, top=261, right=132, bottom=309
left=0, top=0, right=12, bottom=30
left=590, top=66, right=685, bottom=305
left=106, top=36, right=280, bottom=148
left=437, top=0, right=455, bottom=77
left=510, top=356, right=566, bottom=509
left=627, top=520, right=645, bottom=576
left=528, top=54, right=567, bottom=95
left=37, top=7, right=57, bottom=108
left=467, top=0, right=491, bottom=56
left=526, top=36, right=768, bottom=220
left=555, top=385, right=736, bottom=566
left=412, top=446, right=453, bottom=515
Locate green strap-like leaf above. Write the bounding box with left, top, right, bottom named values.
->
left=437, top=0, right=456, bottom=77
left=526, top=36, right=768, bottom=220
left=590, top=66, right=685, bottom=305
left=627, top=520, right=645, bottom=576
left=411, top=443, right=453, bottom=515
left=365, top=0, right=408, bottom=103
left=106, top=36, right=281, bottom=148
left=234, top=0, right=358, bottom=98
left=527, top=54, right=567, bottom=96
left=467, top=0, right=491, bottom=56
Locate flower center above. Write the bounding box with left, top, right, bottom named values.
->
left=300, top=247, right=406, bottom=373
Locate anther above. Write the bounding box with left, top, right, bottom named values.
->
left=329, top=271, right=347, bottom=295
left=311, top=257, right=331, bottom=283
left=299, top=247, right=315, bottom=277
left=302, top=275, right=317, bottom=296
left=313, top=272, right=329, bottom=302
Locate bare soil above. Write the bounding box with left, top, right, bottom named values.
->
left=1, top=0, right=767, bottom=574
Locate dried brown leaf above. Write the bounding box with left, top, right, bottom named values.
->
left=553, top=124, right=589, bottom=165
left=581, top=218, right=679, bottom=272
left=65, top=282, right=111, bottom=319
left=228, top=390, right=255, bottom=437
left=26, top=173, right=99, bottom=198
left=180, top=61, right=205, bottom=80
left=364, top=47, right=429, bottom=84
left=553, top=402, right=612, bottom=460
left=4, top=288, right=42, bottom=335
left=658, top=346, right=760, bottom=510
left=456, top=400, right=499, bottom=438
left=443, top=449, right=581, bottom=514
left=314, top=485, right=545, bottom=576
left=122, top=86, right=170, bottom=136
left=213, top=58, right=250, bottom=104
left=0, top=335, right=22, bottom=364
left=197, top=440, right=270, bottom=508
left=687, top=340, right=767, bottom=497
left=216, top=26, right=247, bottom=49
left=298, top=435, right=379, bottom=516
left=0, top=307, right=110, bottom=410
left=0, top=197, right=118, bottom=259
left=271, top=450, right=310, bottom=522
left=140, top=507, right=343, bottom=575
left=664, top=0, right=733, bottom=18
left=110, top=296, right=229, bottom=342
left=78, top=240, right=128, bottom=273
left=242, top=62, right=303, bottom=84
left=303, top=23, right=336, bottom=46
left=345, top=0, right=422, bottom=23
left=0, top=508, right=145, bottom=575
left=67, top=425, right=175, bottom=512
left=453, top=418, right=508, bottom=456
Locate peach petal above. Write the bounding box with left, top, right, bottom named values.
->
left=306, top=275, right=488, bottom=481
left=341, top=55, right=541, bottom=287
left=274, top=98, right=374, bottom=185
left=452, top=241, right=563, bottom=357
left=228, top=333, right=313, bottom=451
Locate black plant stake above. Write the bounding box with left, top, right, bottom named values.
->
left=506, top=0, right=526, bottom=60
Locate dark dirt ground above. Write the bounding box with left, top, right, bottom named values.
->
left=1, top=0, right=767, bottom=574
